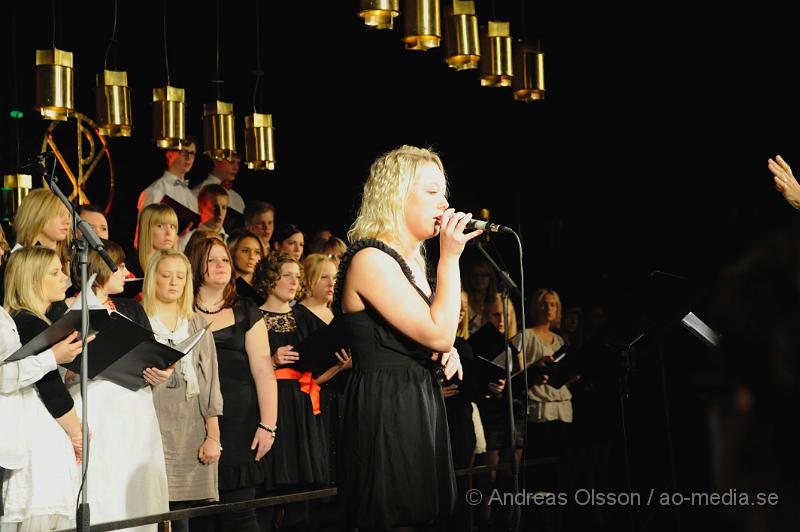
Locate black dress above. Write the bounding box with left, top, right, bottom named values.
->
left=260, top=305, right=329, bottom=488
left=333, top=239, right=457, bottom=531
left=235, top=276, right=265, bottom=306
left=212, top=298, right=266, bottom=490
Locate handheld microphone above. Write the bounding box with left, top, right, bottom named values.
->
left=465, top=218, right=513, bottom=234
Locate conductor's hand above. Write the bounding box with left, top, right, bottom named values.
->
left=144, top=364, right=174, bottom=386
left=272, top=345, right=299, bottom=366
left=52, top=331, right=92, bottom=364
left=438, top=209, right=483, bottom=259
left=440, top=347, right=464, bottom=381
left=198, top=437, right=222, bottom=465
left=488, top=378, right=506, bottom=396
left=769, top=155, right=800, bottom=210
left=442, top=383, right=460, bottom=398
left=251, top=428, right=274, bottom=461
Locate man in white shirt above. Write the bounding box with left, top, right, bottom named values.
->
left=179, top=184, right=229, bottom=251
left=192, top=152, right=244, bottom=215
left=137, top=137, right=199, bottom=215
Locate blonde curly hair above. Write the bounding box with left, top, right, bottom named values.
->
left=348, top=145, right=447, bottom=258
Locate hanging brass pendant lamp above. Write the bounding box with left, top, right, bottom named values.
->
left=34, top=48, right=74, bottom=121
left=96, top=70, right=133, bottom=137
left=479, top=21, right=513, bottom=87
left=2, top=174, right=33, bottom=222
left=513, top=43, right=545, bottom=101
left=443, top=0, right=480, bottom=70
left=244, top=113, right=275, bottom=170
left=204, top=100, right=236, bottom=161
left=359, top=0, right=400, bottom=30
left=153, top=86, right=186, bottom=150
left=403, top=0, right=441, bottom=51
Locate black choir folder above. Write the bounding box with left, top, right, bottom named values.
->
left=121, top=277, right=144, bottom=299
left=160, top=194, right=201, bottom=235
left=463, top=329, right=575, bottom=391
left=9, top=309, right=209, bottom=391
left=291, top=318, right=348, bottom=377
left=461, top=327, right=524, bottom=396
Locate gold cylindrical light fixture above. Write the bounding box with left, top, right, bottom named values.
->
left=359, top=0, right=400, bottom=30
left=479, top=21, right=513, bottom=87
left=244, top=113, right=276, bottom=170
left=96, top=70, right=133, bottom=137
left=443, top=0, right=480, bottom=70
left=204, top=100, right=236, bottom=161
left=403, top=0, right=441, bottom=51
left=2, top=174, right=33, bottom=222
left=34, top=48, right=74, bottom=121
left=153, top=86, right=186, bottom=149
left=513, top=43, right=545, bottom=101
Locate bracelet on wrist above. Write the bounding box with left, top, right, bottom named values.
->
left=206, top=435, right=223, bottom=450
left=258, top=422, right=277, bottom=437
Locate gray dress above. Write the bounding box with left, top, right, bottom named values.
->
left=151, top=315, right=224, bottom=501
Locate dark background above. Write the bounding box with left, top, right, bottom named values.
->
left=1, top=2, right=795, bottom=530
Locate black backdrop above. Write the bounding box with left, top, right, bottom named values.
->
left=3, top=1, right=797, bottom=301
left=3, top=2, right=798, bottom=529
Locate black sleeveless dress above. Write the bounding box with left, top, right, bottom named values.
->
left=213, top=298, right=266, bottom=490
left=333, top=239, right=457, bottom=531
left=260, top=305, right=330, bottom=488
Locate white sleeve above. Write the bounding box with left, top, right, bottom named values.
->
left=0, top=349, right=58, bottom=393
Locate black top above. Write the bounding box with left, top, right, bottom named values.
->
left=14, top=310, right=74, bottom=418
left=211, top=297, right=267, bottom=490
left=235, top=276, right=265, bottom=306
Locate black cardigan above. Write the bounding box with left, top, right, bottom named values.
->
left=13, top=310, right=74, bottom=419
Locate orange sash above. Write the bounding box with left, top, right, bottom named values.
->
left=274, top=368, right=321, bottom=415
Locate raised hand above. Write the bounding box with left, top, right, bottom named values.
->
left=768, top=155, right=800, bottom=210
left=438, top=209, right=483, bottom=259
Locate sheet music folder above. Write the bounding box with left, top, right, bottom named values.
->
left=291, top=318, right=348, bottom=377
left=467, top=323, right=507, bottom=358
left=64, top=316, right=209, bottom=391
left=460, top=331, right=523, bottom=396
left=8, top=308, right=209, bottom=391
left=120, top=277, right=144, bottom=300
left=160, top=195, right=201, bottom=235
left=5, top=309, right=108, bottom=363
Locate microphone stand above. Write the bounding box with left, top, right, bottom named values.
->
left=44, top=156, right=117, bottom=532
left=475, top=241, right=524, bottom=530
